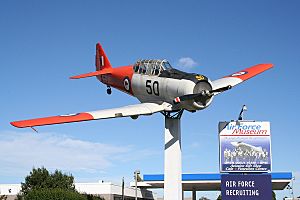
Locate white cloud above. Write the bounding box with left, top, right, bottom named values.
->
left=191, top=142, right=200, bottom=148
left=177, top=57, right=198, bottom=69
left=0, top=131, right=131, bottom=178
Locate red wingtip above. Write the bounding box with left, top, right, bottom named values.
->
left=10, top=121, right=23, bottom=128
left=225, top=63, right=274, bottom=81
left=10, top=113, right=94, bottom=128
left=261, top=63, right=274, bottom=69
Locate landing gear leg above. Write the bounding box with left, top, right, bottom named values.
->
left=107, top=86, right=112, bottom=95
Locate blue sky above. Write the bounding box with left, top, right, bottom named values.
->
left=0, top=0, right=299, bottom=199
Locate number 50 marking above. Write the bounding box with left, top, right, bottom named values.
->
left=146, top=80, right=159, bottom=96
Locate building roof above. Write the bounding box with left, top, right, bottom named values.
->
left=132, top=172, right=292, bottom=191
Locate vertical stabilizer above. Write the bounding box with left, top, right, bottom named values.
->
left=95, top=43, right=112, bottom=71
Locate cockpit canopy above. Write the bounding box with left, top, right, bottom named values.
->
left=133, top=59, right=173, bottom=76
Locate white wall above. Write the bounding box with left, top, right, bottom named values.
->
left=0, top=184, right=21, bottom=195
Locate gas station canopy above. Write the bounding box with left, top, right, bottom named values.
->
left=132, top=172, right=292, bottom=191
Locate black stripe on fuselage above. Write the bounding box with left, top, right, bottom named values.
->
left=159, top=69, right=208, bottom=83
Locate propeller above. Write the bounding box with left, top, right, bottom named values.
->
left=173, top=85, right=232, bottom=104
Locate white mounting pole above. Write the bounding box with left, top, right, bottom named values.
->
left=164, top=117, right=182, bottom=200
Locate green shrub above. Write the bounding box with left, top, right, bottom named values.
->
left=18, top=167, right=104, bottom=200
left=21, top=167, right=75, bottom=195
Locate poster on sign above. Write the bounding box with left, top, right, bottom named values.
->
left=219, top=121, right=271, bottom=172
left=221, top=174, right=272, bottom=200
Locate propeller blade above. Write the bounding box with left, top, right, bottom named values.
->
left=210, top=85, right=232, bottom=93
left=173, top=85, right=232, bottom=104
left=173, top=91, right=207, bottom=104
left=174, top=94, right=199, bottom=103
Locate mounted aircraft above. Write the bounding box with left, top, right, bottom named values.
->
left=231, top=142, right=265, bottom=154
left=10, top=43, right=273, bottom=128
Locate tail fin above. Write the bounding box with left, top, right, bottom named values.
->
left=96, top=43, right=112, bottom=71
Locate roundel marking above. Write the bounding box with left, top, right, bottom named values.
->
left=123, top=77, right=131, bottom=91
left=59, top=113, right=80, bottom=117
left=231, top=71, right=248, bottom=77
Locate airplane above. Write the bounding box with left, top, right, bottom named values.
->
left=10, top=43, right=273, bottom=128
left=231, top=141, right=264, bottom=154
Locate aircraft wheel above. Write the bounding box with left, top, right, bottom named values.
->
left=107, top=86, right=112, bottom=95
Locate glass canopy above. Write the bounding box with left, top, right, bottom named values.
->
left=133, top=59, right=173, bottom=76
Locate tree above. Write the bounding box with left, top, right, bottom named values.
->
left=199, top=197, right=210, bottom=200
left=23, top=188, right=86, bottom=200
left=20, top=167, right=75, bottom=195
left=18, top=189, right=104, bottom=200
left=18, top=167, right=104, bottom=200
left=217, top=193, right=221, bottom=200
left=0, top=195, right=7, bottom=200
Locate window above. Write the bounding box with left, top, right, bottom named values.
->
left=163, top=61, right=172, bottom=70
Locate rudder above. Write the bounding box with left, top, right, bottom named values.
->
left=95, top=43, right=112, bottom=71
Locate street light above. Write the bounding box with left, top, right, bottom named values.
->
left=122, top=177, right=125, bottom=200
left=287, top=184, right=293, bottom=198
left=292, top=176, right=295, bottom=199
left=134, top=170, right=140, bottom=200
left=238, top=105, right=247, bottom=120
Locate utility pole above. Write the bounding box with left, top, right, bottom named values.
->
left=122, top=177, right=125, bottom=200
left=134, top=170, right=140, bottom=200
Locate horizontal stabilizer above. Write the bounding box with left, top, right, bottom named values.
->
left=70, top=68, right=113, bottom=79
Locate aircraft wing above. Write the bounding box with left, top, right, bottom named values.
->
left=212, top=63, right=273, bottom=92
left=11, top=102, right=172, bottom=128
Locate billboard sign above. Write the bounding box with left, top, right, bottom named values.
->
left=221, top=174, right=272, bottom=200
left=219, top=121, right=271, bottom=172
